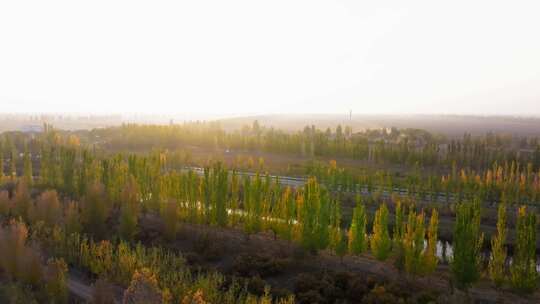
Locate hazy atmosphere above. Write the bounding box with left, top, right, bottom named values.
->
left=2, top=2, right=540, bottom=304
left=1, top=1, right=539, bottom=115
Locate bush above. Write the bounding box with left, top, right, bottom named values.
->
left=231, top=253, right=286, bottom=277
left=247, top=276, right=266, bottom=296
left=193, top=232, right=223, bottom=261
left=362, top=285, right=404, bottom=304
left=123, top=268, right=163, bottom=304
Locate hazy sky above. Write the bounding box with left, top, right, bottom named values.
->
left=1, top=1, right=539, bottom=116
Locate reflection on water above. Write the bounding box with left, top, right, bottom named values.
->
left=435, top=240, right=540, bottom=271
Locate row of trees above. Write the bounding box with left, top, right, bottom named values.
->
left=448, top=197, right=538, bottom=293
left=85, top=122, right=540, bottom=170
left=307, top=160, right=540, bottom=205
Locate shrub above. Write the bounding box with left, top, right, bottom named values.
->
left=123, top=268, right=163, bottom=304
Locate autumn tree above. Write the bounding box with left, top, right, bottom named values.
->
left=403, top=210, right=425, bottom=275
left=371, top=203, right=391, bottom=261
left=0, top=219, right=28, bottom=280
left=31, top=190, right=62, bottom=226
left=423, top=209, right=439, bottom=274
left=12, top=181, right=32, bottom=222
left=123, top=268, right=163, bottom=304
left=488, top=202, right=507, bottom=288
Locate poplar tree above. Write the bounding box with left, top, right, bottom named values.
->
left=300, top=178, right=329, bottom=253
left=229, top=170, right=239, bottom=227
left=12, top=181, right=31, bottom=222
left=0, top=141, right=4, bottom=182
left=423, top=209, right=439, bottom=274
left=393, top=200, right=406, bottom=269
left=64, top=201, right=82, bottom=236
left=10, top=147, right=17, bottom=180
left=119, top=176, right=141, bottom=241
left=329, top=198, right=342, bottom=251
left=488, top=202, right=507, bottom=288
left=23, top=144, right=33, bottom=186
left=371, top=203, right=391, bottom=261
left=510, top=206, right=537, bottom=293
left=212, top=164, right=228, bottom=227
left=81, top=182, right=110, bottom=239
left=348, top=196, right=367, bottom=254
left=244, top=174, right=263, bottom=235
left=403, top=210, right=425, bottom=275
left=451, top=199, right=484, bottom=290
left=285, top=187, right=296, bottom=241
left=317, top=190, right=331, bottom=250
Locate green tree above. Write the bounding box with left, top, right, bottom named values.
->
left=211, top=164, right=228, bottom=227
left=10, top=147, right=17, bottom=180
left=12, top=181, right=32, bottom=222
left=0, top=142, right=4, bottom=182
left=392, top=200, right=406, bottom=269
left=23, top=145, right=32, bottom=186
left=81, top=182, right=110, bottom=239
left=119, top=176, right=141, bottom=241
left=348, top=197, right=367, bottom=254
left=335, top=231, right=347, bottom=264
left=370, top=203, right=391, bottom=261
left=488, top=202, right=507, bottom=288
left=299, top=178, right=330, bottom=253
left=451, top=199, right=484, bottom=290
left=510, top=206, right=537, bottom=293
left=64, top=201, right=82, bottom=235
